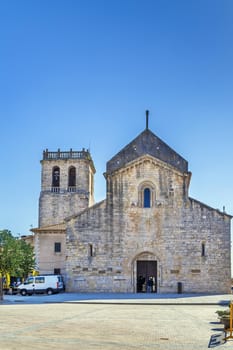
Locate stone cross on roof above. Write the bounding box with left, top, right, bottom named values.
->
left=146, top=110, right=149, bottom=130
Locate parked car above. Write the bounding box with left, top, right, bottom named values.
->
left=17, top=275, right=64, bottom=296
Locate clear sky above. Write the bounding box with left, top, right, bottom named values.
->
left=0, top=0, right=233, bottom=239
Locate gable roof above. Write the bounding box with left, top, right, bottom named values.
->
left=106, top=128, right=188, bottom=174
left=31, top=223, right=66, bottom=233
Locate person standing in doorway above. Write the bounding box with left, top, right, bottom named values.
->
left=147, top=276, right=153, bottom=293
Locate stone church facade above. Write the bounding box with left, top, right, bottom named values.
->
left=32, top=124, right=232, bottom=294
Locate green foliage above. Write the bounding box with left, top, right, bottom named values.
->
left=17, top=239, right=36, bottom=278
left=0, top=229, right=35, bottom=278
left=216, top=310, right=230, bottom=317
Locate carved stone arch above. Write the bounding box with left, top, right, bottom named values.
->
left=138, top=181, right=156, bottom=208
left=132, top=250, right=158, bottom=264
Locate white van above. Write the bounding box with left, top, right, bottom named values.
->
left=17, top=275, right=64, bottom=296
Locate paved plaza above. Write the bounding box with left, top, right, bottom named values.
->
left=1, top=293, right=233, bottom=349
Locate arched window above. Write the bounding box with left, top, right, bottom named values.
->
left=144, top=188, right=151, bottom=208
left=52, top=167, right=60, bottom=187
left=201, top=242, right=206, bottom=257
left=68, top=166, right=76, bottom=187
left=88, top=244, right=93, bottom=257
left=138, top=182, right=155, bottom=208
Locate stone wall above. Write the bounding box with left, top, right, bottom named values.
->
left=35, top=231, right=66, bottom=275
left=65, top=155, right=231, bottom=293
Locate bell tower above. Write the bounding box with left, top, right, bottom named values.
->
left=39, top=148, right=95, bottom=227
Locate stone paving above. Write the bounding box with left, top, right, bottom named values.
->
left=1, top=293, right=233, bottom=349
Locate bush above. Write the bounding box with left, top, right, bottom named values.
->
left=215, top=310, right=230, bottom=317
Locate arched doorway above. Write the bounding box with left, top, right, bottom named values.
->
left=137, top=260, right=157, bottom=293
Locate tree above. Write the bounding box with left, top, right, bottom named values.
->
left=0, top=230, right=36, bottom=299
left=0, top=230, right=17, bottom=276
left=16, top=239, right=36, bottom=279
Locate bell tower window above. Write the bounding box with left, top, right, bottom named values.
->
left=68, top=166, right=76, bottom=187
left=52, top=167, right=60, bottom=188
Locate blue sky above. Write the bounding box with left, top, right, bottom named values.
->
left=0, top=0, right=233, bottom=238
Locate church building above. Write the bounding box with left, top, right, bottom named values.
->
left=32, top=115, right=232, bottom=293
